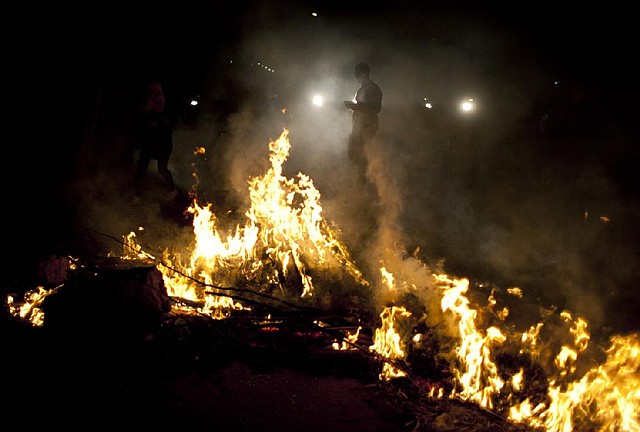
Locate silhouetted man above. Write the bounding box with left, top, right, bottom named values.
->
left=344, top=63, right=383, bottom=180
left=134, top=80, right=178, bottom=201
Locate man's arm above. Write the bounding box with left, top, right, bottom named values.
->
left=354, top=83, right=382, bottom=113
left=344, top=97, right=381, bottom=113
left=344, top=100, right=357, bottom=110
left=352, top=100, right=381, bottom=114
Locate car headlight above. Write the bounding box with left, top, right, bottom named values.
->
left=312, top=94, right=323, bottom=107
left=459, top=98, right=475, bottom=113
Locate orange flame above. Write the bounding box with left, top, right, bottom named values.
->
left=436, top=273, right=506, bottom=409
left=126, top=128, right=366, bottom=318
left=6, top=285, right=60, bottom=326
left=370, top=305, right=412, bottom=380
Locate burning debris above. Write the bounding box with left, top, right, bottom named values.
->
left=5, top=128, right=639, bottom=432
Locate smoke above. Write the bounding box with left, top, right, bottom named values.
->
left=58, top=0, right=639, bottom=338
left=203, top=3, right=637, bottom=331
left=294, top=6, right=634, bottom=331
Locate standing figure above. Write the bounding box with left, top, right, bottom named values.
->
left=344, top=62, right=383, bottom=180
left=135, top=80, right=177, bottom=200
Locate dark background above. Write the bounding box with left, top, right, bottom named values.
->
left=10, top=1, right=637, bottom=179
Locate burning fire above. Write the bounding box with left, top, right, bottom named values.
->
left=367, top=269, right=640, bottom=431
left=6, top=128, right=639, bottom=431
left=370, top=305, right=412, bottom=380
left=122, top=128, right=367, bottom=318
left=6, top=285, right=60, bottom=327
left=437, top=273, right=507, bottom=410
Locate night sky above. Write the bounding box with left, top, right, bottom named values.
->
left=5, top=0, right=639, bottom=333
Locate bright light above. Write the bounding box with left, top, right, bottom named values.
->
left=423, top=97, right=433, bottom=109
left=312, top=94, right=323, bottom=107
left=190, top=99, right=199, bottom=107
left=312, top=12, right=318, bottom=17
left=460, top=98, right=474, bottom=113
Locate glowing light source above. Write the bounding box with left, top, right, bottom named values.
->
left=460, top=98, right=475, bottom=112
left=256, top=62, right=275, bottom=73
left=312, top=94, right=323, bottom=107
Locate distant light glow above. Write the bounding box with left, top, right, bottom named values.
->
left=312, top=12, right=317, bottom=17
left=312, top=94, right=323, bottom=107
left=190, top=99, right=198, bottom=106
left=256, top=61, right=275, bottom=73
left=460, top=98, right=475, bottom=112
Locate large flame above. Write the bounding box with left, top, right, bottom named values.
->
left=356, top=263, right=639, bottom=431
left=437, top=273, right=506, bottom=409
left=508, top=326, right=640, bottom=431
left=370, top=305, right=412, bottom=380
left=123, top=128, right=367, bottom=317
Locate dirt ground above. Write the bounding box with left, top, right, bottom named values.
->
left=2, top=299, right=535, bottom=432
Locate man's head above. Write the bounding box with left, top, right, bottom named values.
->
left=145, top=80, right=166, bottom=112
left=355, top=63, right=370, bottom=83
left=147, top=80, right=164, bottom=99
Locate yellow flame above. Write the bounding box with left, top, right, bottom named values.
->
left=520, top=323, right=544, bottom=356
left=332, top=326, right=362, bottom=351
left=380, top=266, right=395, bottom=291
left=436, top=273, right=506, bottom=409
left=370, top=306, right=412, bottom=380
left=7, top=285, right=61, bottom=327
left=512, top=368, right=525, bottom=392
left=509, top=326, right=640, bottom=432
left=125, top=128, right=366, bottom=318
left=561, top=311, right=590, bottom=352
left=507, top=287, right=523, bottom=298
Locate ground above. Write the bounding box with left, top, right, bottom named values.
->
left=2, top=292, right=535, bottom=432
